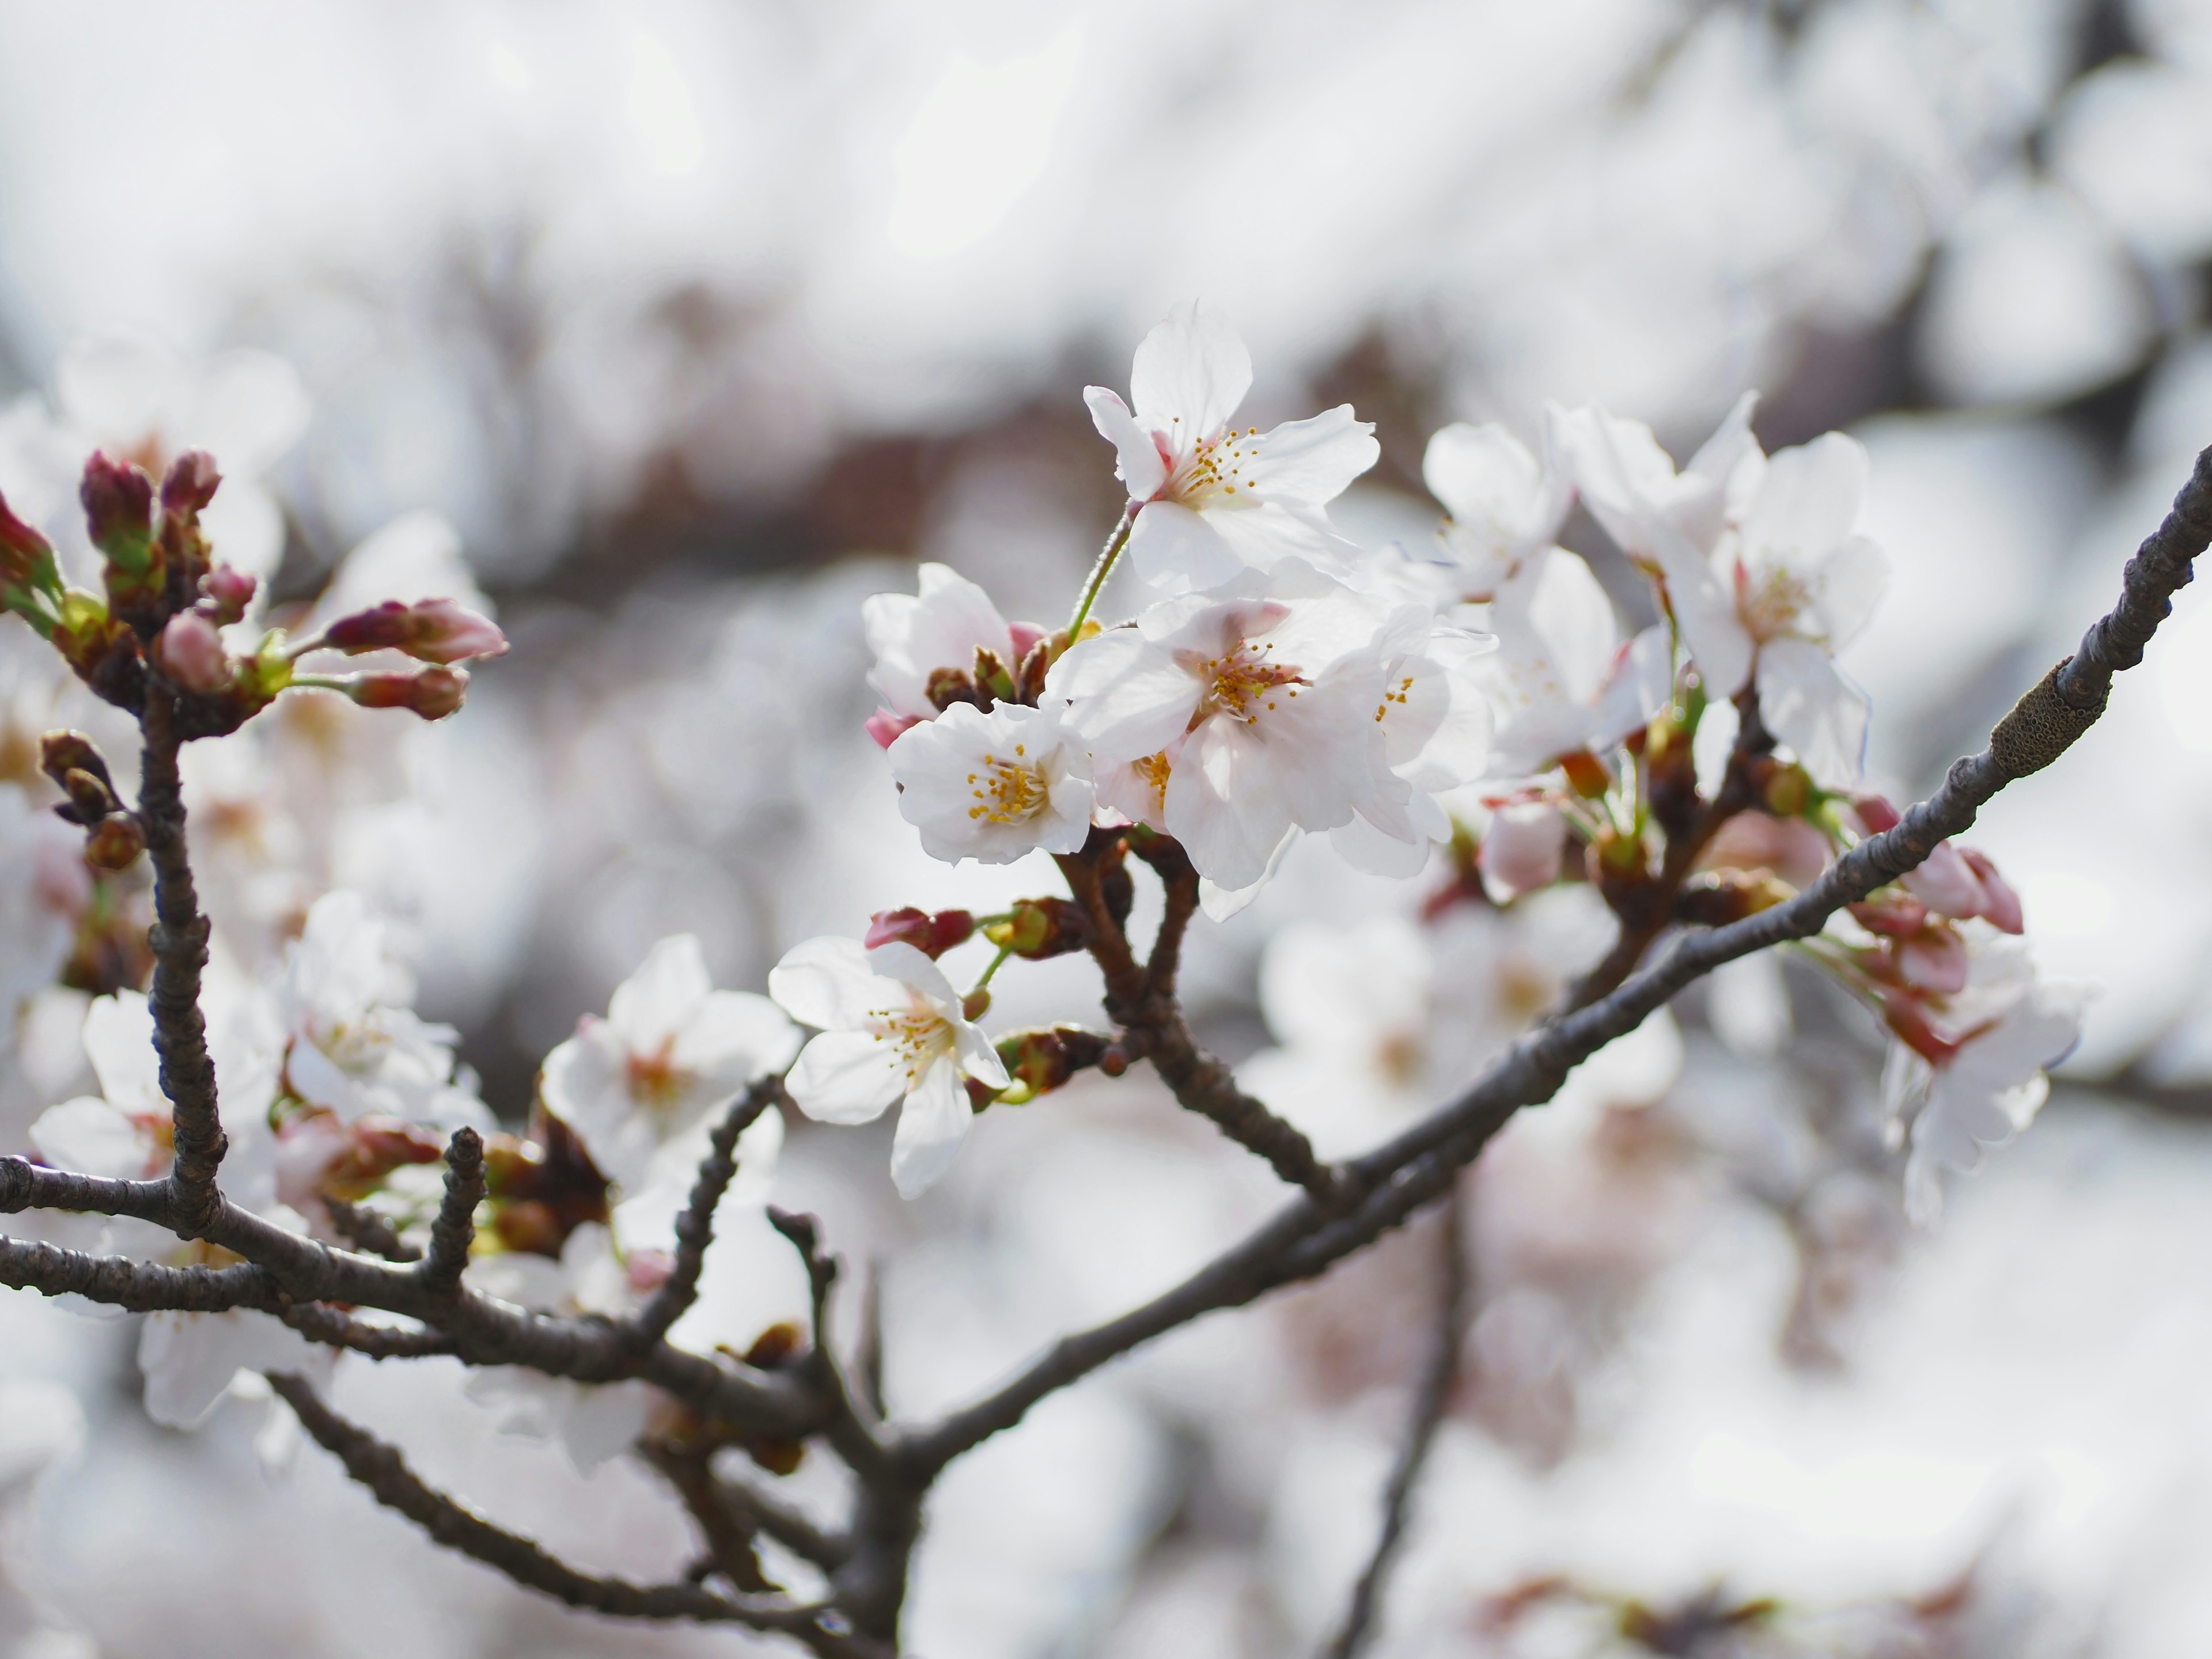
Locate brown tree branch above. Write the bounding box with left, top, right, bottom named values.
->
left=266, top=1374, right=880, bottom=1656
left=1322, top=1187, right=1467, bottom=1659
left=138, top=692, right=227, bottom=1234
left=278, top=1302, right=456, bottom=1359
left=630, top=1080, right=781, bottom=1347
left=416, top=1127, right=485, bottom=1298
left=0, top=1236, right=273, bottom=1313
left=323, top=1197, right=421, bottom=1263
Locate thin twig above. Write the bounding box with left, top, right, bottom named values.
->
left=0, top=1236, right=272, bottom=1313
left=324, top=1197, right=421, bottom=1263
left=1322, top=1188, right=1467, bottom=1659
left=266, top=1374, right=878, bottom=1655
left=278, top=1302, right=455, bottom=1359
left=417, top=1127, right=485, bottom=1297
left=631, top=1080, right=781, bottom=1347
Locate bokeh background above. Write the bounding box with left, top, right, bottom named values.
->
left=5, top=1, right=2212, bottom=1654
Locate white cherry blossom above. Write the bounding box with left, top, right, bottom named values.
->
left=1084, top=303, right=1377, bottom=590
left=1422, top=418, right=1574, bottom=599
left=1044, top=563, right=1390, bottom=890
left=1330, top=605, right=1497, bottom=877
left=862, top=562, right=1035, bottom=746
left=1478, top=546, right=1672, bottom=780
left=276, top=889, right=460, bottom=1123
left=1558, top=396, right=1887, bottom=787
left=887, top=699, right=1095, bottom=865
left=138, top=1298, right=329, bottom=1430
left=1885, top=931, right=2088, bottom=1226
left=540, top=933, right=798, bottom=1193
left=769, top=937, right=1007, bottom=1199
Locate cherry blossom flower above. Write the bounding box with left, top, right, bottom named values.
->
left=886, top=700, right=1095, bottom=864
left=1480, top=802, right=1569, bottom=900
left=1883, top=932, right=2087, bottom=1225
left=138, top=1297, right=330, bottom=1430
left=1044, top=563, right=1389, bottom=890
left=1423, top=418, right=1574, bottom=600
left=862, top=562, right=1040, bottom=746
left=1558, top=396, right=1888, bottom=788
left=1478, top=546, right=1672, bottom=780
left=540, top=933, right=798, bottom=1193
left=276, top=889, right=461, bottom=1123
left=1084, top=303, right=1378, bottom=590
left=769, top=937, right=1008, bottom=1199
left=1329, top=606, right=1497, bottom=877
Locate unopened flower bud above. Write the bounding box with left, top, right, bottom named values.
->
left=1960, top=848, right=2024, bottom=934
left=865, top=708, right=922, bottom=750
left=39, top=731, right=116, bottom=812
left=344, top=665, right=470, bottom=720
left=1479, top=802, right=1566, bottom=902
left=200, top=565, right=257, bottom=626
left=991, top=1025, right=1112, bottom=1105
left=323, top=597, right=509, bottom=665
left=982, top=896, right=1093, bottom=960
left=159, top=449, right=222, bottom=517
left=0, top=490, right=60, bottom=618
left=741, top=1321, right=804, bottom=1371
left=961, top=986, right=992, bottom=1020
left=79, top=453, right=157, bottom=573
left=865, top=906, right=975, bottom=957
left=56, top=767, right=117, bottom=827
left=154, top=611, right=230, bottom=693
left=1851, top=794, right=1902, bottom=835
left=83, top=812, right=145, bottom=870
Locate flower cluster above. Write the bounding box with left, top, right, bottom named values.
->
left=759, top=303, right=2085, bottom=1213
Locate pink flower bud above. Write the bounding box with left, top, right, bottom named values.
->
left=160, top=450, right=222, bottom=517
left=1960, top=849, right=2024, bottom=934
left=865, top=906, right=976, bottom=957
left=200, top=565, right=258, bottom=626
left=0, top=489, right=54, bottom=586
left=324, top=597, right=508, bottom=665
left=1851, top=794, right=1902, bottom=835
left=1007, top=620, right=1048, bottom=661
left=1901, top=842, right=1983, bottom=919
left=865, top=708, right=922, bottom=749
left=345, top=665, right=470, bottom=720
left=1479, top=802, right=1566, bottom=902
left=79, top=453, right=156, bottom=567
left=154, top=611, right=230, bottom=693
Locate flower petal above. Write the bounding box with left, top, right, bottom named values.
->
left=1128, top=301, right=1251, bottom=440
left=786, top=1030, right=905, bottom=1125
left=889, top=1056, right=972, bottom=1199
left=1756, top=637, right=1870, bottom=789
left=1084, top=386, right=1168, bottom=501
left=1247, top=405, right=1378, bottom=505
left=608, top=935, right=714, bottom=1051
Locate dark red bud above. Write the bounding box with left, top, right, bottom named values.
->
left=200, top=565, right=257, bottom=626
left=79, top=453, right=156, bottom=567
left=160, top=450, right=222, bottom=517
left=0, top=490, right=54, bottom=584
left=983, top=896, right=1094, bottom=961
left=83, top=813, right=145, bottom=870
left=344, top=666, right=469, bottom=720
left=865, top=906, right=976, bottom=958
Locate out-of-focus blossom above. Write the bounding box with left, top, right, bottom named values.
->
left=1423, top=418, right=1574, bottom=599
left=770, top=936, right=1007, bottom=1199
left=0, top=783, right=86, bottom=1026
left=138, top=1297, right=329, bottom=1431
left=275, top=889, right=459, bottom=1123
left=1084, top=303, right=1377, bottom=590
left=1481, top=802, right=1569, bottom=901
left=887, top=699, right=1094, bottom=865
left=1046, top=563, right=1387, bottom=890
left=1883, top=931, right=2087, bottom=1225
left=539, top=933, right=798, bottom=1194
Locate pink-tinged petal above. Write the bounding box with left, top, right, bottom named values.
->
left=155, top=612, right=229, bottom=693
left=786, top=1030, right=906, bottom=1125
left=1902, top=844, right=1984, bottom=919
left=862, top=563, right=1014, bottom=718
left=1128, top=301, right=1251, bottom=440
left=1756, top=638, right=1869, bottom=789
left=608, top=935, right=714, bottom=1051
left=1743, top=431, right=1869, bottom=565
left=1479, top=804, right=1566, bottom=901
left=1960, top=849, right=2025, bottom=934
left=866, top=709, right=922, bottom=748
left=1044, top=628, right=1199, bottom=760
left=889, top=1056, right=972, bottom=1199
left=1897, top=927, right=1970, bottom=994
left=1083, top=386, right=1168, bottom=501
left=768, top=937, right=882, bottom=1031
left=1126, top=498, right=1243, bottom=589
left=1246, top=405, right=1378, bottom=505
